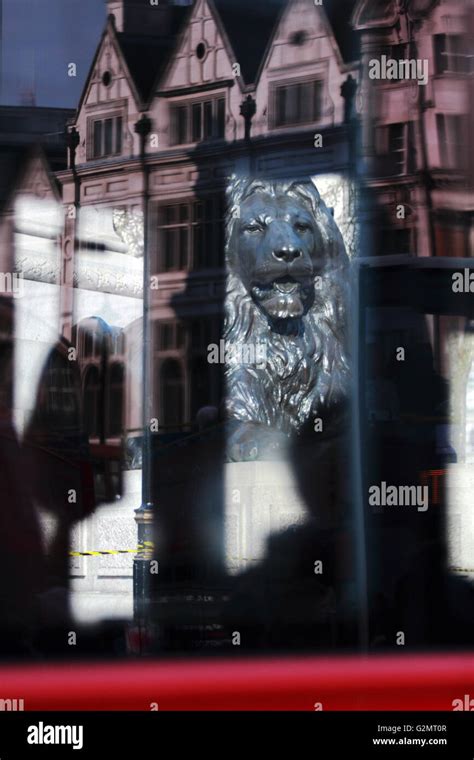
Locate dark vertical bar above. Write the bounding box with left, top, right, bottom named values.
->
left=133, top=115, right=153, bottom=625
left=352, top=262, right=369, bottom=652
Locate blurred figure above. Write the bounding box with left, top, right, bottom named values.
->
left=0, top=300, right=46, bottom=651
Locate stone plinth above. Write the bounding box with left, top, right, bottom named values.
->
left=225, top=459, right=307, bottom=576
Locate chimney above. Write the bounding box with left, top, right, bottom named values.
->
left=107, top=0, right=192, bottom=35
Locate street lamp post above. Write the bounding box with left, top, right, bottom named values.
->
left=133, top=114, right=153, bottom=624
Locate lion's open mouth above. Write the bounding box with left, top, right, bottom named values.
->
left=252, top=277, right=302, bottom=298
left=273, top=277, right=299, bottom=294
left=251, top=277, right=312, bottom=320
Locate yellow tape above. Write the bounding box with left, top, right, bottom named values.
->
left=69, top=541, right=154, bottom=557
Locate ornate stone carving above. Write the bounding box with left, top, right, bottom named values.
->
left=113, top=208, right=144, bottom=258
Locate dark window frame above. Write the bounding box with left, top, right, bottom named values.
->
left=170, top=96, right=226, bottom=146
left=271, top=77, right=324, bottom=129
left=89, top=113, right=123, bottom=159
left=436, top=113, right=468, bottom=169
left=155, top=195, right=225, bottom=273
left=434, top=33, right=473, bottom=75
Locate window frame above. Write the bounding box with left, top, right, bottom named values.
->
left=270, top=76, right=324, bottom=129
left=169, top=95, right=227, bottom=146
left=374, top=121, right=414, bottom=176
left=88, top=111, right=124, bottom=160
left=434, top=33, right=473, bottom=75
left=436, top=113, right=468, bottom=169
left=155, top=195, right=225, bottom=273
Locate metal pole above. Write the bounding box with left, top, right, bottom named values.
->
left=133, top=114, right=153, bottom=624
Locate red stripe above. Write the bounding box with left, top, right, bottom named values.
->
left=0, top=653, right=473, bottom=711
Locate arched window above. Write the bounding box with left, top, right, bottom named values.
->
left=84, top=366, right=101, bottom=438
left=107, top=362, right=124, bottom=437
left=84, top=330, right=94, bottom=358
left=160, top=359, right=184, bottom=429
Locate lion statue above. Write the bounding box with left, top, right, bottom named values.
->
left=224, top=177, right=350, bottom=460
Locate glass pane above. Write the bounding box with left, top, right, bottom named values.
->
left=288, top=84, right=299, bottom=124
left=164, top=229, right=177, bottom=271
left=177, top=106, right=188, bottom=144
left=435, top=34, right=447, bottom=74
left=93, top=120, right=102, bottom=157
left=299, top=82, right=311, bottom=123
left=204, top=101, right=213, bottom=139
left=179, top=227, right=188, bottom=269
left=216, top=98, right=225, bottom=138
left=193, top=201, right=203, bottom=222
left=276, top=86, right=286, bottom=126
left=163, top=205, right=175, bottom=225
left=172, top=106, right=188, bottom=145
left=313, top=80, right=322, bottom=120
left=115, top=116, right=122, bottom=154
left=295, top=82, right=303, bottom=123
left=192, top=102, right=202, bottom=141
left=436, top=114, right=447, bottom=166
left=104, top=118, right=113, bottom=155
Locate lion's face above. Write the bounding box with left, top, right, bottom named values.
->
left=231, top=191, right=330, bottom=320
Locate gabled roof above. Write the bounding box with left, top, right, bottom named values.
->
left=212, top=0, right=358, bottom=87
left=212, top=0, right=288, bottom=85
left=116, top=6, right=190, bottom=102
left=325, top=0, right=360, bottom=63
left=77, top=0, right=358, bottom=115
left=0, top=106, right=71, bottom=212
left=0, top=144, right=62, bottom=214
left=75, top=8, right=191, bottom=114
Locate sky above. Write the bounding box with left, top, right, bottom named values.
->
left=1, top=0, right=106, bottom=107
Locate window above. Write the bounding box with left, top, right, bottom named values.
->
left=91, top=114, right=123, bottom=158
left=111, top=330, right=125, bottom=356
left=435, top=223, right=469, bottom=257
left=273, top=79, right=323, bottom=128
left=160, top=359, right=184, bottom=428
left=388, top=123, right=406, bottom=175
left=107, top=363, right=124, bottom=437
left=377, top=227, right=412, bottom=256
left=46, top=367, right=78, bottom=417
left=159, top=204, right=189, bottom=271
left=83, top=331, right=94, bottom=358
left=434, top=34, right=472, bottom=74
left=84, top=366, right=100, bottom=438
left=157, top=196, right=225, bottom=272
left=375, top=122, right=415, bottom=176
left=155, top=322, right=185, bottom=351
left=437, top=114, right=467, bottom=169
left=170, top=97, right=226, bottom=145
